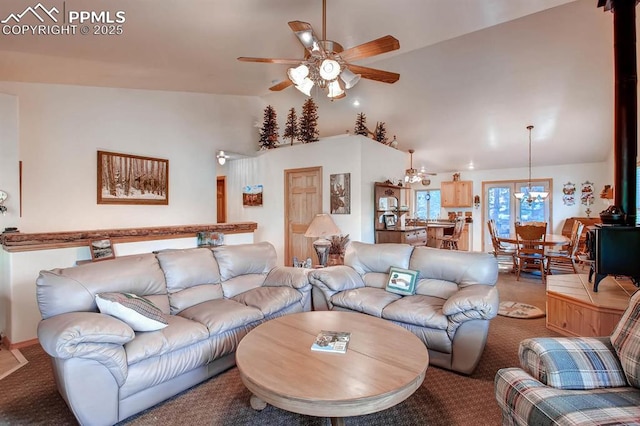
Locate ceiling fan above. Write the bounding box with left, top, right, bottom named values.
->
left=237, top=0, right=400, bottom=98
left=405, top=149, right=436, bottom=185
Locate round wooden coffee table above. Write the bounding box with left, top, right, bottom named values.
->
left=236, top=311, right=429, bottom=425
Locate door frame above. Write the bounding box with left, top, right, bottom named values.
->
left=216, top=176, right=226, bottom=223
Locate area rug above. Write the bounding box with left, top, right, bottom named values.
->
left=0, top=348, right=28, bottom=380
left=498, top=301, right=546, bottom=319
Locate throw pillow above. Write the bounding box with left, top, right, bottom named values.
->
left=96, top=292, right=168, bottom=332
left=385, top=267, right=419, bottom=296
left=610, top=289, right=640, bottom=388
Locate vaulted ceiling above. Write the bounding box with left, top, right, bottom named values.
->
left=0, top=0, right=630, bottom=172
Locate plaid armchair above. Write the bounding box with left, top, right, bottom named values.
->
left=495, top=290, right=640, bottom=425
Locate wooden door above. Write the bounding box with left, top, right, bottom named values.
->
left=216, top=176, right=226, bottom=223
left=285, top=167, right=322, bottom=266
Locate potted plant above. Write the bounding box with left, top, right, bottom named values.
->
left=328, top=234, right=350, bottom=265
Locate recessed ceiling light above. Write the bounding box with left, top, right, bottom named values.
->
left=352, top=100, right=360, bottom=107
left=468, top=162, right=475, bottom=170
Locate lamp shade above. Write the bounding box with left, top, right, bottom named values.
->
left=340, top=68, right=361, bottom=89
left=304, top=214, right=341, bottom=238
left=295, top=77, right=314, bottom=96
left=287, top=64, right=309, bottom=86
left=319, top=59, right=341, bottom=80
left=327, top=80, right=345, bottom=98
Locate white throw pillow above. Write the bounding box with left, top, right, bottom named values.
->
left=96, top=292, right=168, bottom=332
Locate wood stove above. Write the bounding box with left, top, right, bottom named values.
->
left=588, top=225, right=640, bottom=291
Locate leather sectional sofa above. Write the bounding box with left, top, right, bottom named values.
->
left=36, top=242, right=311, bottom=426
left=308, top=241, right=500, bottom=374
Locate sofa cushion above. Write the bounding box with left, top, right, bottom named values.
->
left=331, top=287, right=401, bottom=317
left=37, top=253, right=168, bottom=319
left=178, top=298, right=263, bottom=336
left=345, top=241, right=413, bottom=275
left=221, top=274, right=267, bottom=299
left=213, top=242, right=276, bottom=281
left=124, top=315, right=209, bottom=365
left=95, top=292, right=168, bottom=332
left=382, top=295, right=448, bottom=330
left=611, top=289, right=640, bottom=388
left=156, top=248, right=223, bottom=314
left=233, top=286, right=303, bottom=316
left=362, top=271, right=392, bottom=289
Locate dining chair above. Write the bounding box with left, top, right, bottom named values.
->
left=546, top=221, right=584, bottom=274
left=437, top=218, right=465, bottom=250
left=487, top=219, right=517, bottom=271
left=514, top=222, right=548, bottom=283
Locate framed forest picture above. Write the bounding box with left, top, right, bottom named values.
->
left=97, top=151, right=169, bottom=205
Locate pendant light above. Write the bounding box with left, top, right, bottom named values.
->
left=514, top=125, right=549, bottom=203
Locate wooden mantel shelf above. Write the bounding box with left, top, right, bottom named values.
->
left=0, top=222, right=258, bottom=252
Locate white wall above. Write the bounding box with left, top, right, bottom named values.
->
left=224, top=135, right=406, bottom=264
left=0, top=82, right=263, bottom=232
left=0, top=93, right=19, bottom=341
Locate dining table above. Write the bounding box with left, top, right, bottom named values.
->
left=498, top=233, right=570, bottom=248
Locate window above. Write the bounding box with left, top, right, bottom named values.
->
left=415, top=190, right=441, bottom=220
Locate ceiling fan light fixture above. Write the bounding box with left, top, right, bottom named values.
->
left=340, top=68, right=361, bottom=89
left=287, top=64, right=309, bottom=86
left=295, top=77, right=315, bottom=96
left=319, top=59, right=341, bottom=80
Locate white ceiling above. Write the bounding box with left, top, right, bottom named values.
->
left=0, top=0, right=627, bottom=173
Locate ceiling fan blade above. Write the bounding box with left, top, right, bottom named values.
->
left=269, top=80, right=293, bottom=91
left=346, top=65, right=400, bottom=84
left=288, top=21, right=323, bottom=57
left=237, top=57, right=302, bottom=65
left=340, top=35, right=400, bottom=62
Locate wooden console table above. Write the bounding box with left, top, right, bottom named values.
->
left=546, top=274, right=636, bottom=337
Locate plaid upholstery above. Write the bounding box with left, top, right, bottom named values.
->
left=519, top=337, right=628, bottom=390
left=611, top=289, right=640, bottom=389
left=495, top=368, right=640, bottom=426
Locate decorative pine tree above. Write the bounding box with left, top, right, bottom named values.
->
left=258, top=105, right=279, bottom=150
left=354, top=112, right=368, bottom=136
left=283, top=107, right=299, bottom=146
left=374, top=121, right=389, bottom=144
left=298, top=98, right=319, bottom=143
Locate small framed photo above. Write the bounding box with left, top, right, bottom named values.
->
left=384, top=214, right=396, bottom=229
left=386, top=267, right=419, bottom=296
left=90, top=239, right=115, bottom=261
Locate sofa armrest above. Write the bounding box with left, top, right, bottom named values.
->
left=442, top=285, right=499, bottom=319
left=263, top=266, right=310, bottom=290
left=308, top=266, right=365, bottom=292
left=38, top=312, right=134, bottom=386
left=519, top=337, right=628, bottom=390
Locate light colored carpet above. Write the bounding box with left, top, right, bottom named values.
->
left=0, top=271, right=558, bottom=425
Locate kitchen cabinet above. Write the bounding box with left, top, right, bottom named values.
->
left=441, top=181, right=473, bottom=207
left=376, top=227, right=427, bottom=246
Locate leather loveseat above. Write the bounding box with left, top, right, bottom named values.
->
left=308, top=241, right=499, bottom=374
left=36, top=242, right=310, bottom=426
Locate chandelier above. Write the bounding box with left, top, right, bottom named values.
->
left=514, top=125, right=549, bottom=203
left=287, top=41, right=360, bottom=99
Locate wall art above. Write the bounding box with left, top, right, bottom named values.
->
left=97, top=151, right=169, bottom=205
left=243, top=184, right=263, bottom=207
left=581, top=180, right=595, bottom=217
left=90, top=238, right=115, bottom=261
left=562, top=182, right=576, bottom=206
left=330, top=173, right=351, bottom=214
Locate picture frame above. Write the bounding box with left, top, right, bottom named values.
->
left=385, top=267, right=419, bottom=296
left=197, top=232, right=225, bottom=247
left=243, top=184, right=263, bottom=207
left=97, top=150, right=169, bottom=205
left=330, top=173, right=351, bottom=214
left=89, top=238, right=115, bottom=261
left=384, top=214, right=396, bottom=229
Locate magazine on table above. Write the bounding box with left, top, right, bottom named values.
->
left=310, top=330, right=351, bottom=354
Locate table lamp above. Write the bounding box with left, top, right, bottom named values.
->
left=304, top=213, right=341, bottom=267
